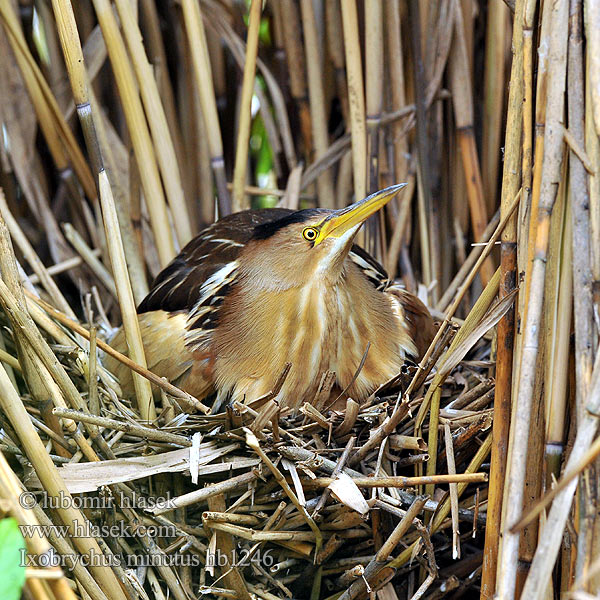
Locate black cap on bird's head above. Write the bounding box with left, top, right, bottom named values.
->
left=242, top=184, right=407, bottom=287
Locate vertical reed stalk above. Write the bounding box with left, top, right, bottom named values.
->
left=91, top=0, right=176, bottom=267
left=299, top=0, right=335, bottom=209
left=482, top=0, right=509, bottom=214
left=181, top=0, right=231, bottom=216
left=340, top=0, right=367, bottom=204
left=98, top=171, right=156, bottom=422
left=408, top=0, right=433, bottom=291
left=567, top=0, right=596, bottom=583
left=364, top=0, right=384, bottom=258
left=449, top=0, right=493, bottom=286
left=496, top=2, right=569, bottom=597
left=480, top=0, right=524, bottom=595
left=232, top=0, right=262, bottom=212
left=114, top=0, right=192, bottom=246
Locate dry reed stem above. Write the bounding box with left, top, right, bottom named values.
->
left=408, top=0, right=433, bottom=291
left=280, top=0, right=312, bottom=157
left=114, top=0, right=192, bottom=247
left=52, top=407, right=190, bottom=446
left=232, top=0, right=262, bottom=212
left=300, top=0, right=335, bottom=209
left=0, top=2, right=96, bottom=200
left=97, top=171, right=155, bottom=422
left=340, top=0, right=367, bottom=205
left=543, top=179, right=571, bottom=477
left=91, top=0, right=175, bottom=267
left=0, top=361, right=126, bottom=598
left=496, top=1, right=569, bottom=596
left=482, top=0, right=509, bottom=213
left=444, top=422, right=461, bottom=560
left=389, top=434, right=493, bottom=569
left=480, top=0, right=525, bottom=595
left=150, top=471, right=260, bottom=515
left=449, top=0, right=493, bottom=286
left=62, top=222, right=117, bottom=298
left=338, top=496, right=427, bottom=600
left=586, top=0, right=600, bottom=137
left=568, top=0, right=594, bottom=418
left=0, top=192, right=75, bottom=318
left=519, top=352, right=600, bottom=598
left=246, top=429, right=323, bottom=557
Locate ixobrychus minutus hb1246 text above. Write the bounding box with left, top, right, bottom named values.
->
left=108, top=185, right=435, bottom=411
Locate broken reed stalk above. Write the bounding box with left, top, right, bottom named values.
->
left=338, top=496, right=428, bottom=600
left=245, top=429, right=323, bottom=556
left=480, top=0, right=524, bottom=596
left=299, top=0, right=335, bottom=209
left=301, top=473, right=487, bottom=488
left=496, top=1, right=569, bottom=596
left=52, top=408, right=190, bottom=446
left=444, top=422, right=460, bottom=560
left=90, top=0, right=175, bottom=267
left=232, top=0, right=262, bottom=212
left=340, top=0, right=367, bottom=204
left=113, top=0, right=192, bottom=246
left=389, top=434, right=493, bottom=569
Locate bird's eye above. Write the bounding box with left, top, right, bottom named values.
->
left=302, top=227, right=318, bottom=242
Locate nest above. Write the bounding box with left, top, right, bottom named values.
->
left=0, top=282, right=500, bottom=599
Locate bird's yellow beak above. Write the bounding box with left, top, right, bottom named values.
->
left=313, top=183, right=407, bottom=245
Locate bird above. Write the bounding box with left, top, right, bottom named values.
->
left=107, top=184, right=435, bottom=412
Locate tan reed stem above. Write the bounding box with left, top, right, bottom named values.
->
left=114, top=0, right=192, bottom=246
left=340, top=0, right=367, bottom=204
left=299, top=0, right=335, bottom=209
left=97, top=171, right=156, bottom=422
left=496, top=1, right=569, bottom=596
left=480, top=0, right=525, bottom=596
left=91, top=0, right=175, bottom=266
left=232, top=0, right=262, bottom=212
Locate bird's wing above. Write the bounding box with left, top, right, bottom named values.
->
left=348, top=245, right=390, bottom=291
left=387, top=286, right=437, bottom=358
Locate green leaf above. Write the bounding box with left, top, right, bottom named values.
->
left=0, top=518, right=26, bottom=600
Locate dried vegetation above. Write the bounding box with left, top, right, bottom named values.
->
left=0, top=1, right=597, bottom=599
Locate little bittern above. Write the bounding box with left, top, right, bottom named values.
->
left=108, top=185, right=435, bottom=410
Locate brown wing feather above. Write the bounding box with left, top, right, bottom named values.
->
left=388, top=287, right=437, bottom=358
